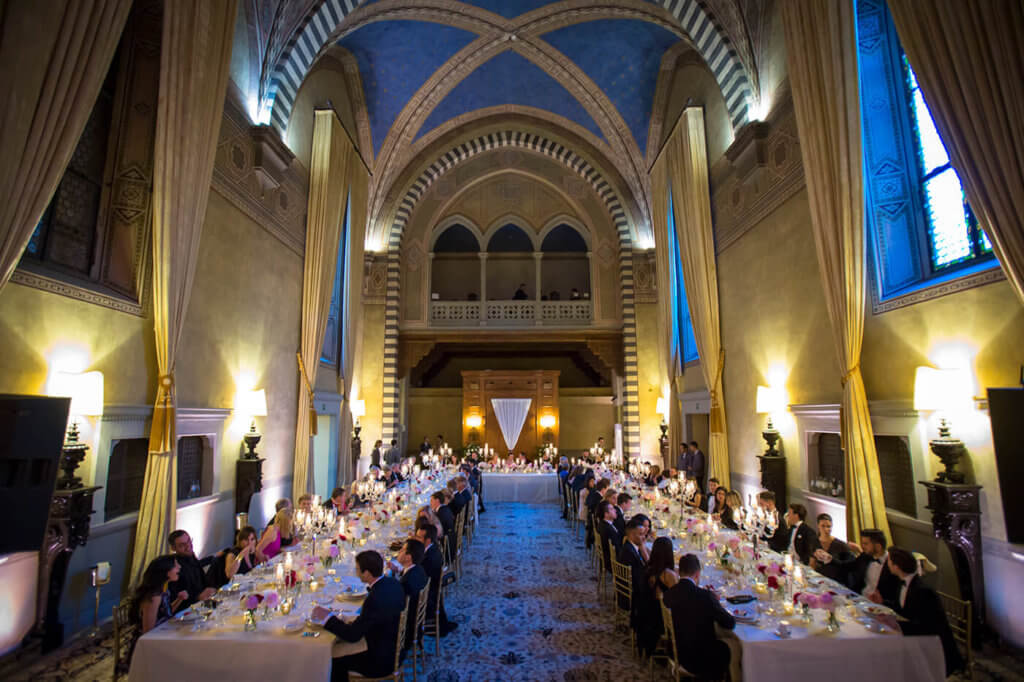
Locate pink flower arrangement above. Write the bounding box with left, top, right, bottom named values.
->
left=264, top=591, right=280, bottom=609
left=244, top=593, right=264, bottom=610
left=766, top=576, right=781, bottom=590
left=328, top=544, right=340, bottom=558
left=708, top=542, right=718, bottom=552
left=728, top=536, right=741, bottom=550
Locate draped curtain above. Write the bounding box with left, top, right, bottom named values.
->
left=655, top=108, right=730, bottom=488
left=0, top=0, right=132, bottom=291
left=491, top=399, right=532, bottom=451
left=651, top=161, right=682, bottom=470
left=130, top=0, right=237, bottom=583
left=888, top=0, right=1024, bottom=305
left=293, top=111, right=352, bottom=500
left=782, top=0, right=890, bottom=540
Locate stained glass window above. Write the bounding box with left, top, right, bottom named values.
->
left=902, top=57, right=991, bottom=271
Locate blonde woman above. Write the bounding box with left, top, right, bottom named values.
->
left=417, top=505, right=444, bottom=539
left=257, top=507, right=293, bottom=561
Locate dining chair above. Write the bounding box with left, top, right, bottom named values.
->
left=111, top=598, right=137, bottom=681
left=656, top=599, right=694, bottom=681
left=350, top=596, right=409, bottom=681
left=422, top=576, right=444, bottom=657
left=938, top=591, right=974, bottom=680
left=409, top=589, right=430, bottom=682
left=610, top=558, right=637, bottom=657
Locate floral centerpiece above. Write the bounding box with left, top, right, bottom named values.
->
left=793, top=591, right=841, bottom=631
left=242, top=590, right=278, bottom=628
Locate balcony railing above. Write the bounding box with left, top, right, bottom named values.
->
left=430, top=299, right=592, bottom=326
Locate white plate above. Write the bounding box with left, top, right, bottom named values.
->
left=282, top=619, right=304, bottom=634
left=175, top=609, right=200, bottom=623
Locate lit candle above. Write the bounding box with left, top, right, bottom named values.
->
left=793, top=565, right=804, bottom=585
left=275, top=564, right=284, bottom=584
left=284, top=552, right=293, bottom=572
left=784, top=554, right=794, bottom=572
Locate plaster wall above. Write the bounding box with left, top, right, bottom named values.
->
left=558, top=389, right=616, bottom=454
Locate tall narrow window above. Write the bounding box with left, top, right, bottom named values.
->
left=667, top=192, right=699, bottom=363
left=321, top=192, right=350, bottom=366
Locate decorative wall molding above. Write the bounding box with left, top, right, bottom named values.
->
left=632, top=249, right=657, bottom=303
left=8, top=269, right=145, bottom=316
left=870, top=265, right=1005, bottom=314
left=211, top=93, right=308, bottom=256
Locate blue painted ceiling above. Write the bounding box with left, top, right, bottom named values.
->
left=460, top=0, right=560, bottom=19
left=415, top=51, right=605, bottom=143
left=540, top=19, right=679, bottom=151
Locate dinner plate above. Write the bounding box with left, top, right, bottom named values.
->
left=860, top=604, right=888, bottom=616
left=175, top=609, right=200, bottom=623
left=282, top=619, right=304, bottom=634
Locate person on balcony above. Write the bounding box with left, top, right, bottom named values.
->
left=513, top=283, right=529, bottom=299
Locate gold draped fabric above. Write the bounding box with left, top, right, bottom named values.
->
left=653, top=108, right=730, bottom=488
left=782, top=0, right=889, bottom=540
left=651, top=161, right=682, bottom=470
left=129, top=0, right=236, bottom=584
left=292, top=111, right=353, bottom=500
left=0, top=0, right=131, bottom=291
left=888, top=0, right=1024, bottom=305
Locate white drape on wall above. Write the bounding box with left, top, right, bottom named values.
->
left=491, top=398, right=532, bottom=452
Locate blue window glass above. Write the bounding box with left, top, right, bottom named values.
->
left=321, top=192, right=351, bottom=365
left=667, top=191, right=699, bottom=364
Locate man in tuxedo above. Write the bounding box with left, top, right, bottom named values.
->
left=167, top=530, right=216, bottom=610
left=325, top=487, right=347, bottom=513
left=597, top=501, right=622, bottom=572
left=757, top=491, right=790, bottom=553
left=429, top=491, right=456, bottom=562
left=585, top=478, right=610, bottom=549
left=676, top=442, right=690, bottom=475
left=393, top=538, right=427, bottom=653
left=414, top=520, right=457, bottom=635
left=785, top=503, right=818, bottom=565
left=887, top=547, right=964, bottom=676
left=617, top=518, right=647, bottom=611
left=662, top=553, right=736, bottom=680
left=419, top=436, right=432, bottom=455
left=687, top=441, right=706, bottom=489
left=385, top=439, right=402, bottom=467
left=613, top=493, right=631, bottom=536
left=705, top=478, right=720, bottom=514
left=847, top=528, right=901, bottom=605
left=312, top=551, right=406, bottom=682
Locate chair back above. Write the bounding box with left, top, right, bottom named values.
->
left=659, top=599, right=678, bottom=663
left=392, top=596, right=410, bottom=673
left=112, top=598, right=138, bottom=679
left=415, top=584, right=430, bottom=635
left=611, top=557, right=632, bottom=611
left=938, top=592, right=973, bottom=663
left=454, top=511, right=465, bottom=552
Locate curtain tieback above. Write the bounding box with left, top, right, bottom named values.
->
left=296, top=352, right=318, bottom=435
left=841, top=363, right=860, bottom=388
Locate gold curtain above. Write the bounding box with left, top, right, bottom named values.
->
left=654, top=108, right=730, bottom=488
left=888, top=0, right=1024, bottom=305
left=0, top=0, right=132, bottom=290
left=782, top=0, right=889, bottom=540
left=293, top=111, right=352, bottom=500
left=651, top=159, right=681, bottom=470
left=129, top=0, right=237, bottom=584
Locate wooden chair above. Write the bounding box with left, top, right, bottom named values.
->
left=422, top=575, right=444, bottom=657
left=595, top=535, right=607, bottom=600
left=938, top=591, right=974, bottom=680
left=409, top=588, right=431, bottom=682
left=112, top=599, right=137, bottom=681
left=453, top=511, right=466, bottom=581
left=351, top=596, right=409, bottom=681
left=656, top=599, right=695, bottom=681
left=610, top=557, right=637, bottom=657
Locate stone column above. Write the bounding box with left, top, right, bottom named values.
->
left=478, top=252, right=487, bottom=325
left=534, top=251, right=544, bottom=324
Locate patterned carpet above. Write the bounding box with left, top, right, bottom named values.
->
left=3, top=502, right=1023, bottom=681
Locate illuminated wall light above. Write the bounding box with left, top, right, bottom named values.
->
left=539, top=414, right=556, bottom=429
left=465, top=414, right=483, bottom=429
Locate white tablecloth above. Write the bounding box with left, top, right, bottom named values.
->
left=483, top=473, right=559, bottom=503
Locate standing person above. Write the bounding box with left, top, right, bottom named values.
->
left=132, top=555, right=187, bottom=634
left=676, top=442, right=690, bottom=474
left=166, top=530, right=216, bottom=610
left=370, top=440, right=383, bottom=469
left=662, top=554, right=736, bottom=680
left=513, top=283, right=529, bottom=300
left=434, top=434, right=445, bottom=452
left=688, top=441, right=706, bottom=488
left=312, top=551, right=406, bottom=682
left=385, top=439, right=402, bottom=467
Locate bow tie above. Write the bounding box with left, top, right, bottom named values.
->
left=871, top=557, right=883, bottom=564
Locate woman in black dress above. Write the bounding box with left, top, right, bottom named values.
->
left=810, top=513, right=853, bottom=582
left=132, top=555, right=186, bottom=633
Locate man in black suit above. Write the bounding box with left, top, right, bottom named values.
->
left=757, top=491, right=790, bottom=553
left=613, top=493, right=631, bottom=536
left=597, top=501, right=622, bottom=573
left=166, top=530, right=216, bottom=610
left=847, top=528, right=901, bottom=605
left=419, top=436, right=432, bottom=455
left=393, top=538, right=428, bottom=653
left=585, top=478, right=610, bottom=549
left=312, top=551, right=406, bottom=682
left=886, top=547, right=964, bottom=676
left=785, top=503, right=818, bottom=565
left=414, top=520, right=457, bottom=635
left=688, top=441, right=706, bottom=489
left=618, top=517, right=660, bottom=654
left=429, top=491, right=456, bottom=562
left=662, top=553, right=736, bottom=680
left=325, top=487, right=347, bottom=514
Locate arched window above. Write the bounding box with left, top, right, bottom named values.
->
left=487, top=223, right=534, bottom=252
left=540, top=223, right=590, bottom=302
left=431, top=223, right=481, bottom=302
left=857, top=0, right=995, bottom=305
left=486, top=223, right=534, bottom=301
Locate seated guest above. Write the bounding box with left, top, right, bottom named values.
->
left=614, top=493, right=631, bottom=536
left=810, top=513, right=854, bottom=582
left=392, top=539, right=427, bottom=653
left=257, top=508, right=293, bottom=561
left=705, top=478, right=721, bottom=513
left=643, top=465, right=661, bottom=487
left=133, top=555, right=187, bottom=633
left=721, top=491, right=742, bottom=530
left=785, top=503, right=818, bottom=565
left=298, top=493, right=313, bottom=512
left=414, top=520, right=457, bottom=635
left=685, top=488, right=704, bottom=510
left=757, top=491, right=790, bottom=553
left=417, top=505, right=444, bottom=541
left=224, top=526, right=260, bottom=580
left=618, top=518, right=658, bottom=654
left=602, top=488, right=618, bottom=506
left=312, top=551, right=406, bottom=682
left=448, top=477, right=468, bottom=518
left=597, top=501, right=621, bottom=572
left=166, top=530, right=216, bottom=610
left=455, top=475, right=473, bottom=513
left=382, top=465, right=400, bottom=488
left=709, top=488, right=728, bottom=522
left=266, top=498, right=295, bottom=545
left=585, top=478, right=610, bottom=549
left=888, top=547, right=964, bottom=675
left=646, top=536, right=678, bottom=599
left=848, top=528, right=900, bottom=605
left=429, top=491, right=456, bottom=560
left=325, top=487, right=353, bottom=515
left=663, top=554, right=736, bottom=680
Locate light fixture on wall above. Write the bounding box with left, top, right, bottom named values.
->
left=239, top=389, right=267, bottom=459
left=466, top=413, right=483, bottom=442
left=539, top=413, right=556, bottom=443
left=755, top=385, right=783, bottom=457
left=914, top=366, right=972, bottom=483
left=350, top=399, right=366, bottom=468
left=48, top=370, right=104, bottom=489
left=655, top=396, right=669, bottom=460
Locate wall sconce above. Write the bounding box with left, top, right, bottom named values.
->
left=350, top=399, right=366, bottom=436
left=914, top=367, right=972, bottom=483
left=238, top=389, right=267, bottom=459
left=48, top=370, right=104, bottom=489
left=539, top=414, right=556, bottom=442
left=466, top=413, right=483, bottom=442
left=755, top=385, right=783, bottom=457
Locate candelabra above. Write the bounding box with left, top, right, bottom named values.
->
left=736, top=505, right=778, bottom=560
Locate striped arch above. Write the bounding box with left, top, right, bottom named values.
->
left=380, top=131, right=641, bottom=458
left=264, top=0, right=751, bottom=135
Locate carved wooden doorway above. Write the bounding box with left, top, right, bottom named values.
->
left=461, top=370, right=559, bottom=457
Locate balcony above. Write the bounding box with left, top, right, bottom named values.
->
left=430, top=299, right=592, bottom=327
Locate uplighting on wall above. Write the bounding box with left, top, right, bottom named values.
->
left=755, top=384, right=784, bottom=457
left=539, top=413, right=556, bottom=444
left=238, top=389, right=267, bottom=459
left=466, top=413, right=483, bottom=442
left=914, top=366, right=972, bottom=483
left=47, top=370, right=104, bottom=489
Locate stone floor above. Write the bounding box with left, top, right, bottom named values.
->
left=2, top=502, right=1022, bottom=681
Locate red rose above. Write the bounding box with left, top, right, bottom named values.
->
left=767, top=576, right=780, bottom=590
left=757, top=564, right=767, bottom=575
left=793, top=592, right=802, bottom=604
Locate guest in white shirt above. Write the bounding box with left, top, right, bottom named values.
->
left=784, top=503, right=817, bottom=565
left=705, top=478, right=720, bottom=513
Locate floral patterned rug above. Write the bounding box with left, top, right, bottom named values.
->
left=3, top=502, right=1022, bottom=681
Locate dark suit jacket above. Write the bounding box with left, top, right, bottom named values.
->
left=897, top=576, right=964, bottom=675
left=612, top=506, right=626, bottom=536
left=436, top=505, right=455, bottom=559
left=616, top=542, right=647, bottom=619
left=662, top=578, right=736, bottom=678
left=789, top=522, right=819, bottom=565
left=418, top=542, right=444, bottom=615
left=168, top=553, right=213, bottom=610
left=598, top=520, right=622, bottom=572
left=324, top=576, right=405, bottom=675
left=448, top=491, right=466, bottom=518
left=398, top=564, right=428, bottom=650
left=690, top=449, right=706, bottom=485
left=848, top=554, right=901, bottom=605
left=457, top=488, right=473, bottom=511
left=764, top=517, right=790, bottom=553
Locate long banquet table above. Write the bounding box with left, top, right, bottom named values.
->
left=482, top=472, right=559, bottom=503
